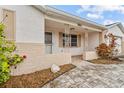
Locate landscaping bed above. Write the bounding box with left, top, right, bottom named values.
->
left=89, top=58, right=123, bottom=64
left=0, top=64, right=76, bottom=88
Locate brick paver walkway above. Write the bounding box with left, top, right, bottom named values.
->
left=43, top=61, right=124, bottom=88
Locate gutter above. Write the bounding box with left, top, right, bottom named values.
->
left=33, top=5, right=47, bottom=13
left=106, top=22, right=124, bottom=34
left=46, top=6, right=107, bottom=30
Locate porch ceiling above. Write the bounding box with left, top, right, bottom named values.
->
left=45, top=19, right=102, bottom=33
left=34, top=5, right=107, bottom=31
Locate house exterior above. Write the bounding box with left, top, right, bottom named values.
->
left=105, top=22, right=124, bottom=54
left=0, top=5, right=111, bottom=75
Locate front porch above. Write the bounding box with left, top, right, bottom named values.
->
left=45, top=18, right=105, bottom=62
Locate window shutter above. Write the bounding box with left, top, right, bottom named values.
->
left=78, top=35, right=81, bottom=47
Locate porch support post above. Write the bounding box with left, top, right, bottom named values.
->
left=64, top=24, right=70, bottom=53
left=99, top=31, right=104, bottom=44
left=84, top=32, right=88, bottom=51
left=122, top=37, right=124, bottom=53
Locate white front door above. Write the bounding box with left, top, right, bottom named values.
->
left=45, top=32, right=52, bottom=54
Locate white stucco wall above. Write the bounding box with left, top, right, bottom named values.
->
left=0, top=5, right=71, bottom=75
left=88, top=32, right=99, bottom=51
left=0, top=5, right=45, bottom=43
left=83, top=51, right=98, bottom=60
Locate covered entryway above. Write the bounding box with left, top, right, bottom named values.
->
left=45, top=18, right=105, bottom=61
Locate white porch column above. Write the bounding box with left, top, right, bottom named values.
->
left=64, top=24, right=70, bottom=53
left=122, top=37, right=124, bottom=53
left=83, top=32, right=89, bottom=60
left=84, top=32, right=88, bottom=51
left=99, top=31, right=104, bottom=44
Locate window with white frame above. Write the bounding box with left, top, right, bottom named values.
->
left=62, top=33, right=79, bottom=47
left=71, top=35, right=77, bottom=47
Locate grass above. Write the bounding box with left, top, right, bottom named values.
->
left=0, top=64, right=76, bottom=88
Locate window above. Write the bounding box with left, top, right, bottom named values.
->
left=45, top=32, right=52, bottom=44
left=61, top=33, right=79, bottom=47
left=71, top=35, right=77, bottom=47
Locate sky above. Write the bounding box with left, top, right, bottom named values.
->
left=51, top=5, right=124, bottom=26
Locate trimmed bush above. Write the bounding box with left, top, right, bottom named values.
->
left=0, top=23, right=25, bottom=84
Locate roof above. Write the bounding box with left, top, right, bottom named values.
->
left=106, top=22, right=119, bottom=27
left=33, top=5, right=107, bottom=30
left=106, top=22, right=124, bottom=33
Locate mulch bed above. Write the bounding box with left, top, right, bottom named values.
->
left=0, top=64, right=76, bottom=88
left=88, top=58, right=123, bottom=64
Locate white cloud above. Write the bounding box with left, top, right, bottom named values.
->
left=76, top=5, right=124, bottom=19
left=76, top=5, right=124, bottom=26
left=76, top=6, right=91, bottom=14
left=87, top=13, right=103, bottom=19
left=122, top=22, right=124, bottom=26
left=76, top=8, right=84, bottom=14
left=78, top=5, right=124, bottom=14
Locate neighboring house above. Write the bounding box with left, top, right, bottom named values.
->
left=0, top=5, right=110, bottom=75
left=106, top=22, right=124, bottom=54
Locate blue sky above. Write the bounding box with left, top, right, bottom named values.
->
left=50, top=5, right=124, bottom=25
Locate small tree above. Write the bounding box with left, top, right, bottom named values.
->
left=96, top=33, right=118, bottom=59
left=0, top=23, right=25, bottom=84
left=96, top=43, right=112, bottom=59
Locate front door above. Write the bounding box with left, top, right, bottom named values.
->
left=45, top=32, right=52, bottom=54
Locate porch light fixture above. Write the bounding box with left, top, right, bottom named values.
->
left=70, top=28, right=75, bottom=31
left=77, top=23, right=82, bottom=26
left=84, top=28, right=88, bottom=31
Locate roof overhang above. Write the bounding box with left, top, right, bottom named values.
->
left=33, top=5, right=107, bottom=31
left=106, top=22, right=124, bottom=34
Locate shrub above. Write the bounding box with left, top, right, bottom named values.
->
left=96, top=43, right=112, bottom=58
left=0, top=23, right=25, bottom=84
left=96, top=33, right=118, bottom=59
